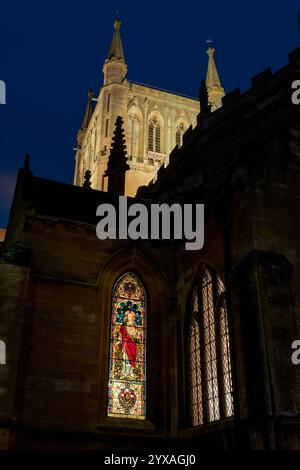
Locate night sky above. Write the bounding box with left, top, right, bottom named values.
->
left=0, top=0, right=299, bottom=228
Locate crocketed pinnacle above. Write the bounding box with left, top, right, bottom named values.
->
left=80, top=90, right=94, bottom=131
left=107, top=19, right=125, bottom=62
left=206, top=46, right=222, bottom=88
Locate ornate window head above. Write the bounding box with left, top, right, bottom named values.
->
left=107, top=272, right=147, bottom=420
left=188, top=265, right=234, bottom=427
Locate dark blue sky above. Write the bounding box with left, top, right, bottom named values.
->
left=0, top=0, right=299, bottom=228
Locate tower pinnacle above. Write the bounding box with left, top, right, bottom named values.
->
left=104, top=116, right=129, bottom=195
left=107, top=18, right=125, bottom=62
left=103, top=19, right=127, bottom=85
left=205, top=42, right=225, bottom=111
left=80, top=90, right=94, bottom=131
left=77, top=90, right=94, bottom=147
left=206, top=45, right=221, bottom=88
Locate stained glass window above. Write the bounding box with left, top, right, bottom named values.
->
left=188, top=265, right=234, bottom=426
left=107, top=272, right=147, bottom=419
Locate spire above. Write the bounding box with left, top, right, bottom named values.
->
left=205, top=41, right=225, bottom=111
left=104, top=116, right=129, bottom=195
left=206, top=45, right=221, bottom=88
left=103, top=19, right=127, bottom=85
left=107, top=18, right=125, bottom=62
left=77, top=90, right=94, bottom=147
left=80, top=89, right=94, bottom=131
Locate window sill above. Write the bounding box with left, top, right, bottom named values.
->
left=181, top=417, right=235, bottom=438
left=98, top=416, right=156, bottom=434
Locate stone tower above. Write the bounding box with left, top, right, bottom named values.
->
left=74, top=20, right=225, bottom=197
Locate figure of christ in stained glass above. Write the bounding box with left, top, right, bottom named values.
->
left=107, top=273, right=146, bottom=419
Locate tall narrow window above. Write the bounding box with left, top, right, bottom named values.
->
left=129, top=114, right=140, bottom=158
left=176, top=123, right=185, bottom=148
left=105, top=118, right=109, bottom=137
left=217, top=278, right=234, bottom=418
left=155, top=124, right=161, bottom=152
left=148, top=122, right=154, bottom=151
left=107, top=93, right=110, bottom=112
left=188, top=265, right=234, bottom=426
left=148, top=117, right=161, bottom=153
left=93, top=129, right=97, bottom=162
left=107, top=272, right=147, bottom=419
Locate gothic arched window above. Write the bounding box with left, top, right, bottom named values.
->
left=188, top=265, right=234, bottom=426
left=176, top=122, right=185, bottom=148
left=148, top=117, right=161, bottom=153
left=107, top=272, right=147, bottom=420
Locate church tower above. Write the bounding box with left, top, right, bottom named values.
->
left=73, top=20, right=224, bottom=197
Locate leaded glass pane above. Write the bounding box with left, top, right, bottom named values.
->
left=176, top=130, right=182, bottom=147
left=219, top=303, right=234, bottom=418
left=192, top=288, right=199, bottom=313
left=155, top=125, right=161, bottom=152
left=189, top=318, right=203, bottom=426
left=202, top=271, right=220, bottom=422
left=148, top=123, right=154, bottom=151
